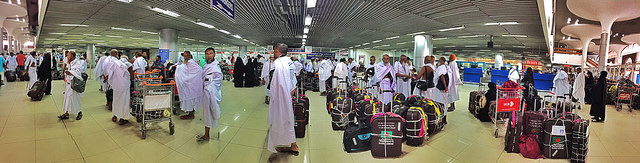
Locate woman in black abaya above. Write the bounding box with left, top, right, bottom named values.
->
left=244, top=57, right=258, bottom=87
left=233, top=57, right=245, bottom=87
left=584, top=71, right=595, bottom=104
left=590, top=71, right=607, bottom=122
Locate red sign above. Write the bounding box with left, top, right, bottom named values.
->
left=497, top=98, right=520, bottom=112
left=524, top=60, right=539, bottom=65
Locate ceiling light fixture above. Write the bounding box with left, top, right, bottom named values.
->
left=116, top=0, right=133, bottom=3
left=303, top=27, right=309, bottom=33
left=111, top=27, right=132, bottom=31
left=130, top=37, right=143, bottom=39
left=484, top=23, right=500, bottom=26
left=218, top=29, right=230, bottom=34
left=140, top=31, right=158, bottom=34
left=458, top=35, right=481, bottom=38
left=362, top=43, right=370, bottom=45
left=199, top=40, right=208, bottom=43
left=307, top=0, right=317, bottom=8
left=106, top=35, right=123, bottom=38
left=60, top=24, right=88, bottom=27
left=397, top=42, right=408, bottom=45
left=406, top=31, right=426, bottom=35
left=195, top=22, right=215, bottom=28
left=444, top=46, right=456, bottom=48
left=438, top=26, right=465, bottom=32
left=386, top=36, right=400, bottom=40
left=49, top=33, right=66, bottom=35
left=485, top=22, right=519, bottom=25
left=232, top=35, right=242, bottom=39
left=151, top=7, right=180, bottom=17
left=83, top=34, right=101, bottom=37
left=372, top=40, right=382, bottom=43
left=502, top=34, right=527, bottom=37
left=464, top=45, right=479, bottom=47
left=380, top=45, right=390, bottom=47
left=305, top=15, right=313, bottom=26
left=432, top=38, right=448, bottom=40
left=303, top=35, right=307, bottom=38
left=567, top=17, right=571, bottom=24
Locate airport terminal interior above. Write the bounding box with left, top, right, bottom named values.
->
left=2, top=0, right=640, bottom=163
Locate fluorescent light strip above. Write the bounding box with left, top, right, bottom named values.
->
left=49, top=33, right=66, bottom=35
left=303, top=35, right=307, bottom=38
left=307, top=0, right=317, bottom=8
left=116, top=0, right=133, bottom=3
left=195, top=22, right=215, bottom=28
left=438, top=26, right=465, bottom=32
left=303, top=27, right=309, bottom=33
left=83, top=34, right=101, bottom=37
left=464, top=45, right=479, bottom=47
left=499, top=22, right=519, bottom=25
left=502, top=34, right=527, bottom=37
left=218, top=29, right=230, bottom=34
left=140, top=31, right=158, bottom=34
left=362, top=43, right=370, bottom=45
left=60, top=24, right=88, bottom=27
left=372, top=40, right=382, bottom=43
left=184, top=38, right=196, bottom=41
left=385, top=36, right=400, bottom=40
left=444, top=46, right=456, bottom=48
left=458, top=35, right=482, bottom=38
left=354, top=45, right=361, bottom=47
left=397, top=42, right=408, bottom=45
left=484, top=23, right=500, bottom=26
left=406, top=31, right=426, bottom=35
left=111, top=27, right=132, bottom=31
left=305, top=15, right=313, bottom=26
left=130, top=37, right=143, bottom=39
left=105, top=35, right=122, bottom=38
left=199, top=40, right=208, bottom=43
left=380, top=45, right=390, bottom=47
left=232, top=35, right=242, bottom=39
left=432, top=38, right=448, bottom=41
left=151, top=7, right=180, bottom=17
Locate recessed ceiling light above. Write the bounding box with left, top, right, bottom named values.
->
left=303, top=35, right=307, bottom=38
left=438, top=26, right=465, bottom=32
left=305, top=15, right=313, bottom=26
left=218, top=29, right=230, bottom=34
left=49, top=33, right=66, bottom=35
left=232, top=35, right=242, bottom=39
left=111, top=27, right=132, bottom=31
left=60, top=24, right=88, bottom=27
left=386, top=36, right=400, bottom=40
left=307, top=0, right=317, bottom=8
left=151, top=7, right=180, bottom=17
left=362, top=43, right=370, bottom=45
left=302, top=39, right=307, bottom=42
left=195, top=22, right=215, bottom=28
left=502, top=34, right=527, bottom=37
left=140, top=31, right=158, bottom=34
left=303, top=27, right=309, bottom=33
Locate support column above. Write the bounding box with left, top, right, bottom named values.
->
left=239, top=46, right=247, bottom=58
left=598, top=33, right=610, bottom=71
left=86, top=44, right=95, bottom=67
left=159, top=28, right=178, bottom=63
left=413, top=35, right=433, bottom=69
left=7, top=35, right=13, bottom=53
left=0, top=28, right=4, bottom=54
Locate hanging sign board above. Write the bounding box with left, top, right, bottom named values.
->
left=306, top=52, right=335, bottom=60
left=159, top=49, right=169, bottom=63
left=211, top=0, right=235, bottom=22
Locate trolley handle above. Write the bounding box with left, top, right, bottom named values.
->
left=496, top=86, right=525, bottom=91
left=143, top=80, right=175, bottom=86
left=137, top=76, right=163, bottom=80
left=134, top=69, right=161, bottom=76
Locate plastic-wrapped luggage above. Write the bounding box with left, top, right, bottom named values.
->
left=293, top=98, right=307, bottom=138
left=405, top=107, right=428, bottom=146
left=5, top=71, right=16, bottom=82
left=504, top=115, right=523, bottom=153
left=422, top=100, right=446, bottom=134
left=542, top=118, right=573, bottom=159
left=370, top=112, right=405, bottom=158
left=571, top=119, right=589, bottom=163
left=468, top=91, right=484, bottom=116
left=331, top=97, right=355, bottom=130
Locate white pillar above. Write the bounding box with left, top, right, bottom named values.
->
left=86, top=44, right=95, bottom=67
left=159, top=28, right=178, bottom=62
left=7, top=35, right=13, bottom=53
left=239, top=46, right=247, bottom=57
left=0, top=28, right=4, bottom=54
left=413, top=35, right=433, bottom=69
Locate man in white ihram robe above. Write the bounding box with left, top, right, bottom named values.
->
left=261, top=55, right=275, bottom=104
left=267, top=43, right=299, bottom=154
left=394, top=55, right=411, bottom=96
left=553, top=67, right=571, bottom=100
left=318, top=58, right=332, bottom=95
left=175, top=52, right=204, bottom=120
left=197, top=48, right=223, bottom=142
left=375, top=55, right=396, bottom=105
left=132, top=53, right=147, bottom=75
left=94, top=53, right=109, bottom=91
left=347, top=58, right=357, bottom=83
left=365, top=56, right=378, bottom=95
left=103, top=54, right=131, bottom=124
left=447, top=54, right=462, bottom=111
left=24, top=53, right=38, bottom=90
left=572, top=68, right=586, bottom=105
left=60, top=54, right=85, bottom=120
left=509, top=67, right=520, bottom=83
left=334, top=59, right=349, bottom=89
left=434, top=59, right=449, bottom=105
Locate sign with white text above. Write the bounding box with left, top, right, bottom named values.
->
left=211, top=0, right=235, bottom=22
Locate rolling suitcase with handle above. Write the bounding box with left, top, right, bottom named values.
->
left=422, top=99, right=446, bottom=134
left=343, top=122, right=372, bottom=153
left=293, top=88, right=307, bottom=138
left=570, top=119, right=589, bottom=163
left=405, top=107, right=428, bottom=146
left=370, top=112, right=405, bottom=158
left=542, top=117, right=573, bottom=159
left=27, top=80, right=47, bottom=101
left=6, top=71, right=16, bottom=82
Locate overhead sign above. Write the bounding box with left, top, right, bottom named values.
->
left=211, top=0, right=235, bottom=22
left=159, top=49, right=169, bottom=63
left=306, top=52, right=335, bottom=60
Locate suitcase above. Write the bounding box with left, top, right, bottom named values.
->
left=404, top=95, right=424, bottom=107
left=370, top=112, right=405, bottom=158
left=364, top=101, right=385, bottom=123
left=18, top=70, right=29, bottom=81
left=326, top=89, right=340, bottom=114
left=571, top=119, right=589, bottom=163
left=6, top=71, right=16, bottom=82
left=469, top=91, right=484, bottom=116
left=504, top=114, right=523, bottom=153
left=422, top=100, right=446, bottom=134
left=405, top=107, right=427, bottom=146
left=27, top=80, right=47, bottom=101
left=293, top=99, right=307, bottom=138
left=331, top=97, right=355, bottom=130
left=393, top=93, right=406, bottom=103
left=522, top=111, right=546, bottom=136
left=542, top=118, right=573, bottom=159
left=299, top=95, right=310, bottom=125
left=343, top=122, right=372, bottom=153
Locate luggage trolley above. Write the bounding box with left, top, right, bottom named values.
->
left=132, top=72, right=164, bottom=122
left=616, top=86, right=635, bottom=112
left=491, top=86, right=524, bottom=137
left=138, top=80, right=176, bottom=139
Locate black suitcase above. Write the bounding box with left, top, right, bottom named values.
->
left=343, top=122, right=372, bottom=153
left=422, top=100, right=446, bottom=134
left=293, top=99, right=307, bottom=138
left=18, top=70, right=29, bottom=81
left=27, top=80, right=47, bottom=101
left=469, top=91, right=483, bottom=116
left=331, top=97, right=354, bottom=130
left=405, top=107, right=427, bottom=146
left=370, top=112, right=405, bottom=158
left=543, top=118, right=573, bottom=159
left=6, top=71, right=16, bottom=82
left=504, top=115, right=523, bottom=153
left=571, top=119, right=589, bottom=163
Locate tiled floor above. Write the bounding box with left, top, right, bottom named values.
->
left=1, top=77, right=640, bottom=163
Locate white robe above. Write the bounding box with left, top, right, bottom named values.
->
left=334, top=62, right=349, bottom=89
left=132, top=57, right=147, bottom=75
left=294, top=61, right=303, bottom=76
left=394, top=61, right=411, bottom=96
left=24, top=55, right=38, bottom=90
left=375, top=62, right=396, bottom=104
left=434, top=64, right=449, bottom=104
left=553, top=70, right=571, bottom=99
left=347, top=61, right=357, bottom=83
left=7, top=56, right=17, bottom=71
left=447, top=60, right=461, bottom=102
left=103, top=56, right=131, bottom=119
left=261, top=60, right=275, bottom=96
left=572, top=72, right=586, bottom=104
left=267, top=56, right=297, bottom=153
left=509, top=68, right=520, bottom=83
left=63, top=60, right=84, bottom=114
left=366, top=63, right=378, bottom=95
left=176, top=59, right=204, bottom=112
left=318, top=60, right=332, bottom=92
left=203, top=60, right=223, bottom=128
left=94, top=56, right=109, bottom=89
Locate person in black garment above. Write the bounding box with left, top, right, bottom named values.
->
left=590, top=71, right=607, bottom=122
left=37, top=53, right=53, bottom=95
left=233, top=57, right=245, bottom=87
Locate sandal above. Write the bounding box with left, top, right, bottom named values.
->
left=58, top=114, right=69, bottom=120
left=180, top=115, right=194, bottom=120
left=112, top=116, right=118, bottom=122
left=276, top=147, right=300, bottom=156
left=76, top=112, right=83, bottom=120
left=118, top=119, right=129, bottom=125
left=196, top=135, right=210, bottom=142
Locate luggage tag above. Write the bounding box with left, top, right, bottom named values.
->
left=551, top=126, right=566, bottom=136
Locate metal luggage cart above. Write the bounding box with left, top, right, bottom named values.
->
left=491, top=86, right=524, bottom=137
left=222, top=65, right=232, bottom=81
left=138, top=80, right=176, bottom=139
left=616, top=87, right=635, bottom=112
left=132, top=72, right=164, bottom=121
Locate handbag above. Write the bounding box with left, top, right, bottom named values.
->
left=71, top=73, right=88, bottom=93
left=416, top=81, right=428, bottom=90
left=436, top=74, right=449, bottom=91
